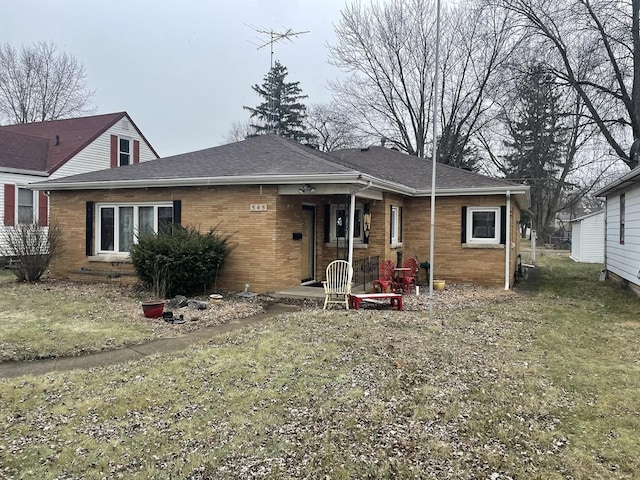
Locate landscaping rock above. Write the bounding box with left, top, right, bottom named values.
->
left=188, top=299, right=209, bottom=310
left=169, top=295, right=188, bottom=307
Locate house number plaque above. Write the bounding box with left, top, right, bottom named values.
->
left=250, top=204, right=268, bottom=212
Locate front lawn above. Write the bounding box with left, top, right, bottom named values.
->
left=0, top=257, right=639, bottom=479
left=0, top=281, right=264, bottom=362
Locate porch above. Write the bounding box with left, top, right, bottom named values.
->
left=272, top=283, right=371, bottom=301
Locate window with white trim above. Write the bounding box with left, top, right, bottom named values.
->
left=330, top=204, right=364, bottom=242
left=98, top=203, right=173, bottom=253
left=17, top=188, right=34, bottom=224
left=467, top=207, right=500, bottom=244
left=119, top=138, right=131, bottom=166
left=390, top=205, right=403, bottom=246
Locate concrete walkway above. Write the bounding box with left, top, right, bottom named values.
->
left=0, top=303, right=300, bottom=380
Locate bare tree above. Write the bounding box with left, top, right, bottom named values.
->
left=0, top=42, right=95, bottom=124
left=1, top=221, right=63, bottom=282
left=480, top=59, right=613, bottom=238
left=305, top=103, right=365, bottom=151
left=222, top=120, right=256, bottom=143
left=491, top=0, right=640, bottom=169
left=328, top=0, right=517, bottom=167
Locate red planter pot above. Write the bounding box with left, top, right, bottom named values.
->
left=141, top=301, right=165, bottom=318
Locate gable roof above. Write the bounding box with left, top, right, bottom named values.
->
left=32, top=135, right=529, bottom=206
left=0, top=112, right=159, bottom=174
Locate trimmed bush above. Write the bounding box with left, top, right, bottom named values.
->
left=130, top=225, right=232, bottom=297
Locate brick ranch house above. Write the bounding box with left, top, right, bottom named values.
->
left=31, top=134, right=530, bottom=293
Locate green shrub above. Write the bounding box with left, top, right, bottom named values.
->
left=130, top=225, right=233, bottom=297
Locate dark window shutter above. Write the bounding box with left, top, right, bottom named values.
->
left=4, top=184, right=15, bottom=226
left=324, top=204, right=330, bottom=243
left=110, top=135, right=118, bottom=168
left=461, top=206, right=467, bottom=244
left=133, top=140, right=140, bottom=164
left=172, top=200, right=182, bottom=225
left=38, top=191, right=48, bottom=226
left=398, top=206, right=403, bottom=243
left=500, top=205, right=507, bottom=244
left=86, top=201, right=94, bottom=256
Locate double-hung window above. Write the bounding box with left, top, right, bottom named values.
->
left=98, top=203, right=173, bottom=253
left=119, top=138, right=131, bottom=166
left=467, top=207, right=500, bottom=244
left=17, top=188, right=34, bottom=224
left=390, top=205, right=403, bottom=246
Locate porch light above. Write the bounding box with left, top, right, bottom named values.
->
left=299, top=184, right=316, bottom=194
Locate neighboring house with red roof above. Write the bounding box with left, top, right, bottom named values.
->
left=0, top=112, right=159, bottom=249
left=31, top=134, right=530, bottom=293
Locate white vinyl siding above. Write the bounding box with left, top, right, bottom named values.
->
left=569, top=211, right=604, bottom=263
left=51, top=118, right=158, bottom=179
left=604, top=189, right=640, bottom=286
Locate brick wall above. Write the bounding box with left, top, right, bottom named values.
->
left=49, top=186, right=290, bottom=293
left=401, top=195, right=521, bottom=287
left=49, top=187, right=521, bottom=293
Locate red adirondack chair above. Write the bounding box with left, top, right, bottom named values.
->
left=373, top=260, right=396, bottom=293
left=396, top=257, right=419, bottom=294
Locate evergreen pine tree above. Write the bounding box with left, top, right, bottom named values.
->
left=502, top=63, right=568, bottom=239
left=243, top=61, right=317, bottom=144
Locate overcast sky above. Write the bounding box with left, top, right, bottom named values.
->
left=4, top=0, right=352, bottom=157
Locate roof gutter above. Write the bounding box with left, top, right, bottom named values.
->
left=594, top=166, right=640, bottom=197
left=0, top=167, right=49, bottom=177
left=29, top=173, right=368, bottom=191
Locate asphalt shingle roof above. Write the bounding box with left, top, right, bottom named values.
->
left=40, top=134, right=358, bottom=184
left=0, top=130, right=50, bottom=172
left=35, top=134, right=526, bottom=198
left=330, top=146, right=523, bottom=191
left=0, top=112, right=150, bottom=173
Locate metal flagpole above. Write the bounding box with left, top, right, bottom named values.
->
left=429, top=0, right=442, bottom=321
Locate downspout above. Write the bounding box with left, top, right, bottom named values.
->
left=505, top=191, right=511, bottom=290
left=603, top=198, right=607, bottom=273
left=348, top=181, right=373, bottom=266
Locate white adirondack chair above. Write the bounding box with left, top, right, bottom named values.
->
left=322, top=260, right=353, bottom=310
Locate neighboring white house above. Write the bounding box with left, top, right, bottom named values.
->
left=594, top=166, right=640, bottom=296
left=0, top=112, right=159, bottom=259
left=569, top=210, right=604, bottom=263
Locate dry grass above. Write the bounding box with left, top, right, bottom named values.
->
left=0, top=257, right=639, bottom=479
left=0, top=280, right=265, bottom=362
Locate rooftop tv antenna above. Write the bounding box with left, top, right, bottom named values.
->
left=247, top=25, right=309, bottom=133
left=247, top=25, right=310, bottom=69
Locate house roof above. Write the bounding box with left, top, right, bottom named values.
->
left=0, top=112, right=159, bottom=174
left=569, top=209, right=604, bottom=223
left=594, top=165, right=640, bottom=197
left=32, top=134, right=530, bottom=206
left=330, top=146, right=525, bottom=193
left=0, top=130, right=50, bottom=174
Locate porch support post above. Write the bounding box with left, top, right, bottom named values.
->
left=505, top=191, right=511, bottom=290
left=348, top=191, right=356, bottom=266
